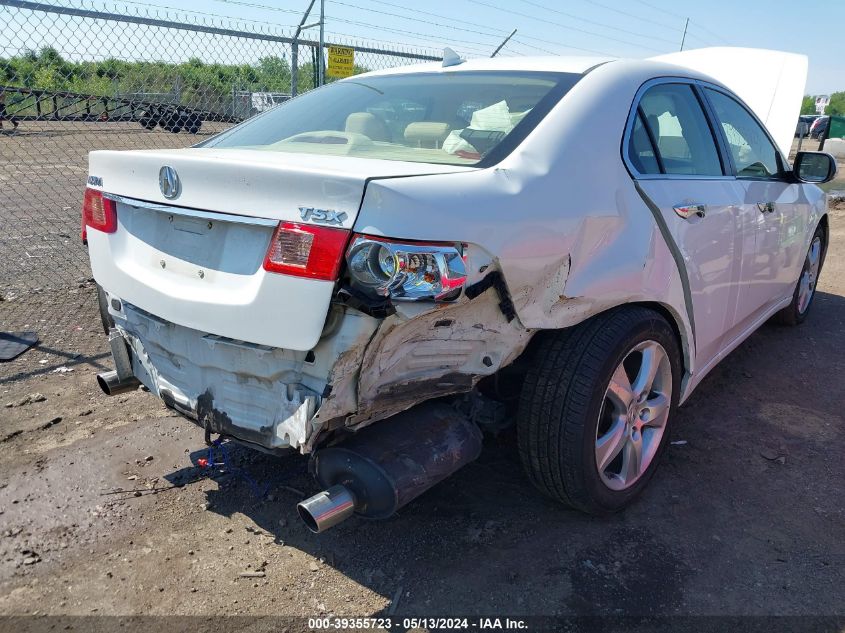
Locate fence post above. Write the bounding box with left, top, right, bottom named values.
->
left=292, top=42, right=298, bottom=97
left=292, top=0, right=317, bottom=97
left=318, top=0, right=325, bottom=87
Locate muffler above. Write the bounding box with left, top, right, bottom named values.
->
left=97, top=370, right=141, bottom=396
left=297, top=402, right=483, bottom=533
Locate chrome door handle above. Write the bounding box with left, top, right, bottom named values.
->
left=673, top=203, right=706, bottom=219
left=757, top=202, right=775, bottom=214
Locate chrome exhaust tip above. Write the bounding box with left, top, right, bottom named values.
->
left=297, top=485, right=357, bottom=533
left=96, top=370, right=141, bottom=396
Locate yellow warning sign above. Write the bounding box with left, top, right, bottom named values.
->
left=327, top=45, right=355, bottom=79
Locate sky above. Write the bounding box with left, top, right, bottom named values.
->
left=11, top=0, right=845, bottom=93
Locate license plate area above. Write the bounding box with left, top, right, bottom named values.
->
left=117, top=201, right=271, bottom=276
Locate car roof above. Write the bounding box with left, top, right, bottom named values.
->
left=354, top=55, right=616, bottom=78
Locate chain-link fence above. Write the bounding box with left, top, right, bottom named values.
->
left=0, top=0, right=439, bottom=346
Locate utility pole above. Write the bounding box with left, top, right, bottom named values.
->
left=679, top=17, right=689, bottom=51
left=491, top=29, right=517, bottom=58
left=292, top=0, right=318, bottom=97
left=318, top=0, right=325, bottom=87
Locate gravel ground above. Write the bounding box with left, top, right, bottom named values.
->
left=0, top=207, right=843, bottom=624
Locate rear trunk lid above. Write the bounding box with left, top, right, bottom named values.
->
left=86, top=148, right=471, bottom=350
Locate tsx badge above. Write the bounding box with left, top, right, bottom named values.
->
left=299, top=207, right=347, bottom=225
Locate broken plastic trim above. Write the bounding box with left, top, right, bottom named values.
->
left=336, top=284, right=396, bottom=319
left=465, top=270, right=517, bottom=322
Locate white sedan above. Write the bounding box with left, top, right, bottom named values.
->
left=83, top=48, right=836, bottom=532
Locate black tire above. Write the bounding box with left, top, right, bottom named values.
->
left=186, top=115, right=202, bottom=134
left=159, top=109, right=181, bottom=133
left=772, top=224, right=827, bottom=326
left=96, top=283, right=115, bottom=335
left=139, top=111, right=158, bottom=130
left=517, top=306, right=681, bottom=515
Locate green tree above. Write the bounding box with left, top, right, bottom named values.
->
left=256, top=56, right=292, bottom=92
left=826, top=92, right=845, bottom=116
left=800, top=95, right=816, bottom=115
left=0, top=49, right=362, bottom=115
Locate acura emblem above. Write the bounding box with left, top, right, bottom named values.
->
left=159, top=165, right=180, bottom=199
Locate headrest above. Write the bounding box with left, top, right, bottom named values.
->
left=404, top=122, right=451, bottom=147
left=345, top=112, right=390, bottom=142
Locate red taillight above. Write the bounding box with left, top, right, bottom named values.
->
left=82, top=188, right=117, bottom=235
left=263, top=222, right=349, bottom=281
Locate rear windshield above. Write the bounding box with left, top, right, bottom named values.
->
left=201, top=71, right=581, bottom=166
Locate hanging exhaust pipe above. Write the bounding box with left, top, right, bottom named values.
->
left=97, top=328, right=140, bottom=396
left=97, top=370, right=141, bottom=396
left=297, top=402, right=483, bottom=533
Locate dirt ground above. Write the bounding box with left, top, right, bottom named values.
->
left=0, top=192, right=843, bottom=624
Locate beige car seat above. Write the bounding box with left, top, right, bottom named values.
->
left=345, top=112, right=391, bottom=142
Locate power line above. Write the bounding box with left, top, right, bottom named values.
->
left=629, top=0, right=730, bottom=45
left=115, top=0, right=621, bottom=58
left=355, top=0, right=615, bottom=56
left=630, top=0, right=686, bottom=21
left=343, top=0, right=617, bottom=57
left=351, top=0, right=509, bottom=35
left=209, top=0, right=497, bottom=55
left=326, top=16, right=496, bottom=56
left=207, top=0, right=306, bottom=17
left=326, top=31, right=440, bottom=55
left=516, top=0, right=679, bottom=45
left=72, top=0, right=300, bottom=33
left=328, top=0, right=510, bottom=42
left=581, top=0, right=686, bottom=35
left=509, top=39, right=558, bottom=56
left=512, top=35, right=615, bottom=57
left=685, top=23, right=732, bottom=46
left=55, top=0, right=446, bottom=58
left=462, top=0, right=667, bottom=53
left=681, top=32, right=715, bottom=47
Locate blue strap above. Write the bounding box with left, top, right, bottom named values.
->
left=199, top=438, right=270, bottom=499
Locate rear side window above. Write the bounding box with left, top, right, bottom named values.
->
left=628, top=112, right=661, bottom=174
left=632, top=83, right=723, bottom=176
left=704, top=88, right=784, bottom=179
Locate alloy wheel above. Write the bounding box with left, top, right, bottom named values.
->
left=797, top=236, right=822, bottom=315
left=595, top=340, right=672, bottom=491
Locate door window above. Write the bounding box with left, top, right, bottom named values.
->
left=628, top=111, right=661, bottom=174
left=704, top=88, right=784, bottom=179
left=634, top=83, right=723, bottom=176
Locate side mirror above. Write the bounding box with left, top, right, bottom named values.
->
left=793, top=151, right=837, bottom=184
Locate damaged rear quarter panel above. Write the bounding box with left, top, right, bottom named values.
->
left=350, top=290, right=533, bottom=429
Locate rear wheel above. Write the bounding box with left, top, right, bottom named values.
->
left=517, top=306, right=681, bottom=514
left=773, top=225, right=826, bottom=326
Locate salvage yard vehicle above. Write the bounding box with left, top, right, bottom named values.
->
left=83, top=47, right=835, bottom=532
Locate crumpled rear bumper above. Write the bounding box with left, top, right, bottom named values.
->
left=103, top=272, right=531, bottom=453
left=114, top=301, right=328, bottom=451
